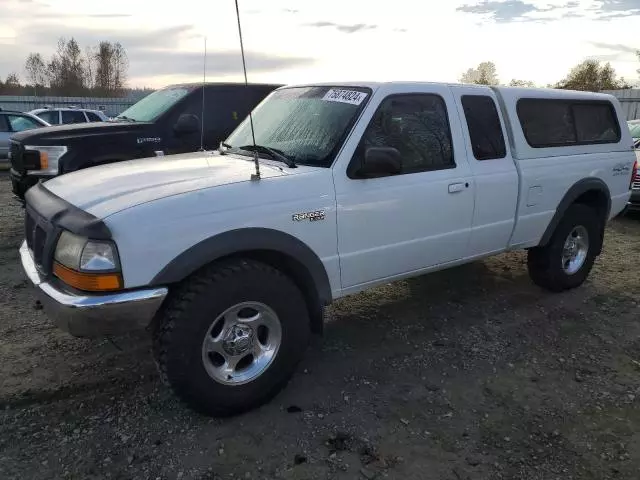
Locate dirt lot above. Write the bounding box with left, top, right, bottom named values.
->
left=1, top=174, right=639, bottom=480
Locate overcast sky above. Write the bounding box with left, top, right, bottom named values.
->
left=1, top=0, right=639, bottom=88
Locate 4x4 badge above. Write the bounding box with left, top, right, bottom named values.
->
left=292, top=210, right=325, bottom=222
left=612, top=163, right=630, bottom=176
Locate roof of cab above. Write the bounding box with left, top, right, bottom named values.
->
left=280, top=81, right=466, bottom=89
left=278, top=81, right=619, bottom=101
left=165, top=82, right=284, bottom=89
left=491, top=85, right=618, bottom=102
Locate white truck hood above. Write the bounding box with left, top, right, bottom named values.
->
left=43, top=152, right=290, bottom=219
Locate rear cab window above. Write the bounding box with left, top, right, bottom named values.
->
left=461, top=95, right=507, bottom=160
left=517, top=99, right=621, bottom=148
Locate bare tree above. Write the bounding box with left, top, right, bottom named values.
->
left=111, top=42, right=128, bottom=93
left=84, top=45, right=95, bottom=89
left=13, top=37, right=129, bottom=96
left=460, top=62, right=499, bottom=85
left=45, top=37, right=86, bottom=95
left=94, top=41, right=112, bottom=93
left=95, top=41, right=128, bottom=94
left=48, top=38, right=66, bottom=91
left=65, top=38, right=85, bottom=92
left=24, top=53, right=47, bottom=94
left=3, top=72, right=21, bottom=94
left=6, top=72, right=20, bottom=85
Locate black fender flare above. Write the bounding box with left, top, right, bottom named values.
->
left=150, top=227, right=333, bottom=310
left=538, top=177, right=611, bottom=248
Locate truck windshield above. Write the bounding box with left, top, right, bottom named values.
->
left=629, top=121, right=640, bottom=139
left=116, top=86, right=191, bottom=122
left=224, top=86, right=371, bottom=167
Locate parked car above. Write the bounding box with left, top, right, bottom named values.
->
left=628, top=158, right=639, bottom=211
left=0, top=108, right=50, bottom=164
left=9, top=82, right=282, bottom=199
left=625, top=120, right=640, bottom=211
left=629, top=119, right=640, bottom=148
left=29, top=107, right=109, bottom=125
left=18, top=82, right=636, bottom=416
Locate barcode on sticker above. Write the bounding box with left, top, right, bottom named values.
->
left=322, top=89, right=367, bottom=105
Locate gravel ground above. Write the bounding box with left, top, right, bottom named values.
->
left=1, top=173, right=640, bottom=480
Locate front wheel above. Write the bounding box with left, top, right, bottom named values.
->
left=527, top=204, right=601, bottom=292
left=153, top=259, right=310, bottom=416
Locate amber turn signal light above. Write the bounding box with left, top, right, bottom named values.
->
left=53, top=262, right=123, bottom=292
left=39, top=151, right=49, bottom=170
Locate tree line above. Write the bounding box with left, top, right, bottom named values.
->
left=0, top=37, right=130, bottom=97
left=460, top=51, right=640, bottom=91
left=1, top=39, right=639, bottom=97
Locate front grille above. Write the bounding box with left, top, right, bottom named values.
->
left=25, top=211, right=34, bottom=249
left=24, top=209, right=50, bottom=271
left=9, top=142, right=40, bottom=172
left=633, top=172, right=640, bottom=191
left=9, top=141, right=23, bottom=172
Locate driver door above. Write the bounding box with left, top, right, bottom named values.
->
left=333, top=84, right=475, bottom=291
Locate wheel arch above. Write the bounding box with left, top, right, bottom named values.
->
left=538, top=177, right=611, bottom=254
left=150, top=228, right=332, bottom=334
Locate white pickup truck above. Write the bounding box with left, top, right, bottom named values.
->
left=19, top=82, right=637, bottom=416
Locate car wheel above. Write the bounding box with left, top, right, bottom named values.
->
left=527, top=204, right=600, bottom=292
left=153, top=259, right=310, bottom=416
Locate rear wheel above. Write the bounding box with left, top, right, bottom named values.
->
left=527, top=204, right=601, bottom=292
left=153, top=259, right=310, bottom=416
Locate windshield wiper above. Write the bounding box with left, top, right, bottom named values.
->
left=239, top=144, right=296, bottom=168
left=115, top=115, right=136, bottom=122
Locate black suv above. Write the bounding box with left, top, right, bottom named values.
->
left=9, top=82, right=281, bottom=199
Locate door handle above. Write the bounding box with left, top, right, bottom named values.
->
left=448, top=182, right=468, bottom=193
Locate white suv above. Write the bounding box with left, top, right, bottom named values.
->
left=19, top=82, right=637, bottom=416
left=29, top=107, right=108, bottom=125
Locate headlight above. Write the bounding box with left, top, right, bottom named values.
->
left=80, top=241, right=119, bottom=271
left=53, top=231, right=122, bottom=291
left=25, top=145, right=67, bottom=175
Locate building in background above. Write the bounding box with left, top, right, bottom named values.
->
left=603, top=89, right=640, bottom=121
left=0, top=92, right=150, bottom=118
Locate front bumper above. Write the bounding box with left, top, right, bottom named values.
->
left=20, top=241, right=168, bottom=338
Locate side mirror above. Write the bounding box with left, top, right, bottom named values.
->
left=356, top=146, right=402, bottom=178
left=174, top=114, right=200, bottom=135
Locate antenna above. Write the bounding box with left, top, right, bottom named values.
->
left=234, top=0, right=260, bottom=181
left=199, top=36, right=206, bottom=152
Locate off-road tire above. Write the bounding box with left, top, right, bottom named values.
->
left=527, top=204, right=601, bottom=292
left=153, top=259, right=310, bottom=417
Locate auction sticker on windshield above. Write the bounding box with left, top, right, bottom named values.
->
left=322, top=89, right=368, bottom=105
